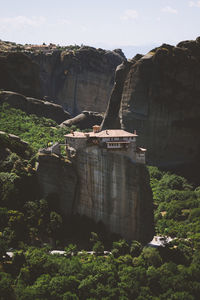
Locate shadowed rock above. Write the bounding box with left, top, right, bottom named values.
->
left=101, top=37, right=200, bottom=179
left=31, top=46, right=126, bottom=115
left=0, top=91, right=71, bottom=123
left=60, top=111, right=103, bottom=129
left=0, top=52, right=41, bottom=98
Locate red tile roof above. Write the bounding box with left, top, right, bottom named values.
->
left=65, top=129, right=137, bottom=138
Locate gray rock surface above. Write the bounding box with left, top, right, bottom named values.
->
left=74, top=146, right=154, bottom=242
left=0, top=52, right=41, bottom=98
left=37, top=154, right=78, bottom=214
left=36, top=148, right=154, bottom=243
left=0, top=45, right=125, bottom=115
left=101, top=38, right=200, bottom=173
left=0, top=91, right=71, bottom=123
left=60, top=111, right=103, bottom=129
left=31, top=47, right=125, bottom=115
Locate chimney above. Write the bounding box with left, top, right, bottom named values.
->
left=93, top=125, right=100, bottom=133
left=134, top=130, right=137, bottom=135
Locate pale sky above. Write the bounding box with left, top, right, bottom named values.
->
left=0, top=0, right=200, bottom=57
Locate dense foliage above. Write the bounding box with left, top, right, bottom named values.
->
left=0, top=103, right=76, bottom=151
left=1, top=105, right=200, bottom=299
left=1, top=237, right=200, bottom=299
left=149, top=166, right=200, bottom=244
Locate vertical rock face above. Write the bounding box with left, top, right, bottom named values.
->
left=37, top=154, right=78, bottom=214
left=102, top=39, right=200, bottom=171
left=74, top=146, right=154, bottom=243
left=0, top=52, right=41, bottom=98
left=36, top=148, right=154, bottom=243
left=31, top=47, right=125, bottom=115
left=0, top=45, right=125, bottom=115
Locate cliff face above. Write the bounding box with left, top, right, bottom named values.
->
left=37, top=154, right=78, bottom=214
left=0, top=91, right=71, bottom=123
left=37, top=146, right=154, bottom=243
left=0, top=44, right=125, bottom=116
left=0, top=52, right=41, bottom=98
left=36, top=148, right=154, bottom=243
left=102, top=39, right=200, bottom=170
left=31, top=47, right=125, bottom=115
left=74, top=146, right=154, bottom=242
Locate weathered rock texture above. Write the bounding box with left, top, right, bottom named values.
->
left=74, top=146, right=154, bottom=242
left=60, top=111, right=103, bottom=129
left=37, top=154, right=78, bottom=214
left=37, top=149, right=154, bottom=243
left=0, top=91, right=71, bottom=123
left=30, top=47, right=125, bottom=115
left=0, top=52, right=41, bottom=98
left=102, top=39, right=200, bottom=171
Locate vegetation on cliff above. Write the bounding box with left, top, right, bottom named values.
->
left=149, top=166, right=200, bottom=244
left=1, top=105, right=200, bottom=299
left=0, top=103, right=75, bottom=151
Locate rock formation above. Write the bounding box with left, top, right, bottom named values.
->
left=60, top=111, right=103, bottom=129
left=31, top=47, right=125, bottom=115
left=0, top=91, right=71, bottom=123
left=37, top=154, right=78, bottom=214
left=74, top=146, right=154, bottom=243
left=0, top=52, right=41, bottom=98
left=37, top=148, right=154, bottom=243
left=102, top=38, right=200, bottom=174
left=0, top=130, right=31, bottom=158
left=0, top=43, right=125, bottom=115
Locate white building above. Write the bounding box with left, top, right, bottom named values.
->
left=65, top=125, right=146, bottom=163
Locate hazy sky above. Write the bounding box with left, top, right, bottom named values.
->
left=0, top=0, right=200, bottom=56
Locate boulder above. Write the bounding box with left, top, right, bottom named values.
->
left=60, top=111, right=103, bottom=129
left=0, top=91, right=71, bottom=123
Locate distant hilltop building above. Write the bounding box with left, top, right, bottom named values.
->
left=65, top=125, right=146, bottom=163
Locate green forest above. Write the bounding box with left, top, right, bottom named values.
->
left=0, top=104, right=200, bottom=299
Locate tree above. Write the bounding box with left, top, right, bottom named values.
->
left=130, top=240, right=142, bottom=257
left=0, top=272, right=14, bottom=299
left=141, top=247, right=162, bottom=268
left=0, top=236, right=8, bottom=262
left=112, top=239, right=129, bottom=258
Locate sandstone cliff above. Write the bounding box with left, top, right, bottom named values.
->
left=30, top=47, right=125, bottom=115
left=37, top=149, right=154, bottom=243
left=102, top=38, right=200, bottom=174
left=37, top=154, right=78, bottom=214
left=0, top=42, right=125, bottom=116
left=0, top=91, right=71, bottom=123
left=74, top=146, right=154, bottom=243
left=0, top=51, right=41, bottom=98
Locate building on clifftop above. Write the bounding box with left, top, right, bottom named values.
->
left=65, top=125, right=146, bottom=163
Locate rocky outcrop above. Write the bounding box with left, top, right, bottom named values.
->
left=102, top=38, right=200, bottom=172
left=60, top=111, right=103, bottom=130
left=74, top=146, right=154, bottom=243
left=37, top=154, right=78, bottom=214
left=0, top=52, right=41, bottom=98
left=37, top=148, right=154, bottom=243
left=0, top=91, right=71, bottom=123
left=30, top=47, right=125, bottom=114
left=0, top=45, right=125, bottom=115
left=0, top=130, right=31, bottom=158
